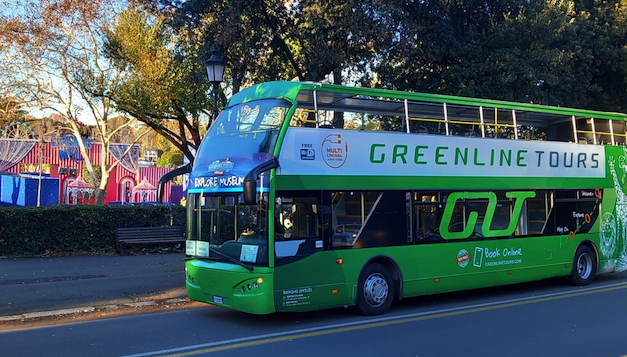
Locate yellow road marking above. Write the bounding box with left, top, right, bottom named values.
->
left=154, top=283, right=627, bottom=357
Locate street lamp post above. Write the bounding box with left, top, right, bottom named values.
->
left=37, top=139, right=45, bottom=207
left=205, top=49, right=225, bottom=120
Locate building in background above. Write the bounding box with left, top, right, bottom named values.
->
left=138, top=148, right=162, bottom=168
left=0, top=137, right=179, bottom=205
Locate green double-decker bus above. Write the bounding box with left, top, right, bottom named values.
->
left=185, top=81, right=627, bottom=315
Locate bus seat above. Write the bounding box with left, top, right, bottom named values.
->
left=292, top=203, right=315, bottom=237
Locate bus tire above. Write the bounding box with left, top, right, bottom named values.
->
left=356, top=263, right=395, bottom=316
left=569, top=245, right=597, bottom=286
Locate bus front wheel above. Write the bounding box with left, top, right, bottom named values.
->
left=569, top=245, right=597, bottom=286
left=356, top=263, right=395, bottom=315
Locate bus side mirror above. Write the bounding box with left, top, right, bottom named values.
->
left=243, top=157, right=279, bottom=205
left=243, top=180, right=257, bottom=205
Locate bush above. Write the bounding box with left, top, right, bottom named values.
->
left=0, top=205, right=186, bottom=256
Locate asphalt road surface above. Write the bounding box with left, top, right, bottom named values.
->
left=1, top=271, right=627, bottom=357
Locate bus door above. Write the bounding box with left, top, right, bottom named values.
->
left=273, top=193, right=351, bottom=311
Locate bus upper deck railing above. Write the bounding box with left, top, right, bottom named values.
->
left=289, top=87, right=627, bottom=145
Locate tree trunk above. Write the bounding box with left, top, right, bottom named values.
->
left=332, top=67, right=344, bottom=129
left=95, top=168, right=110, bottom=205
left=95, top=188, right=108, bottom=205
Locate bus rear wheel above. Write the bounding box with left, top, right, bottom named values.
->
left=356, top=263, right=395, bottom=315
left=569, top=245, right=597, bottom=286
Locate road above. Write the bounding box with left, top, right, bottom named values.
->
left=2, top=272, right=627, bottom=357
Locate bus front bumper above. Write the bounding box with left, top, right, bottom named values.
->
left=185, top=259, right=275, bottom=315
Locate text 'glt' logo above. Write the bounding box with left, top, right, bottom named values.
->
left=440, top=191, right=536, bottom=239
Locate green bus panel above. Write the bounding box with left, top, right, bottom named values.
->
left=270, top=233, right=601, bottom=313
left=273, top=251, right=353, bottom=312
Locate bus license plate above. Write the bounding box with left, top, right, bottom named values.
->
left=212, top=296, right=224, bottom=304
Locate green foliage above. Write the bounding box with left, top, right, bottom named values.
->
left=156, top=135, right=172, bottom=152
left=154, top=0, right=625, bottom=114
left=153, top=134, right=184, bottom=167
left=0, top=205, right=186, bottom=256
left=82, top=164, right=101, bottom=187
left=104, top=7, right=208, bottom=163
left=156, top=150, right=184, bottom=168
left=162, top=0, right=394, bottom=87
left=376, top=0, right=627, bottom=111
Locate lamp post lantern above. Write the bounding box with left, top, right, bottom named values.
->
left=205, top=48, right=225, bottom=120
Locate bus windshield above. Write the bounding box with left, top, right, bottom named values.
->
left=186, top=193, right=270, bottom=267
left=196, top=98, right=291, bottom=164
left=189, top=99, right=291, bottom=193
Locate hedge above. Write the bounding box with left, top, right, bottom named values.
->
left=0, top=205, right=186, bottom=256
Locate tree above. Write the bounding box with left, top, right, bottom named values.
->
left=148, top=0, right=393, bottom=87
left=377, top=0, right=534, bottom=98
left=376, top=0, right=627, bottom=112
left=0, top=54, right=32, bottom=129
left=567, top=0, right=627, bottom=112
left=153, top=135, right=183, bottom=168
left=103, top=6, right=210, bottom=163
left=121, top=0, right=627, bottom=137
left=0, top=0, right=150, bottom=204
left=0, top=96, right=28, bottom=129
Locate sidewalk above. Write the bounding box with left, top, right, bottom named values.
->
left=0, top=252, right=188, bottom=322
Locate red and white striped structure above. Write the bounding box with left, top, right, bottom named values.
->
left=4, top=140, right=173, bottom=204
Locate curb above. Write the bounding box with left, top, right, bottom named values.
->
left=0, top=297, right=191, bottom=322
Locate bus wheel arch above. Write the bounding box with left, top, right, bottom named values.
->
left=569, top=241, right=598, bottom=286
left=355, top=256, right=402, bottom=315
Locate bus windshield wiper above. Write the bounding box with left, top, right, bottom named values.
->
left=207, top=246, right=254, bottom=272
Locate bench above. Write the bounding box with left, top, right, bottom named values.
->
left=115, top=226, right=186, bottom=254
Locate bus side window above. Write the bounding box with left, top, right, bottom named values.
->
left=276, top=197, right=319, bottom=239
left=275, top=196, right=321, bottom=261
